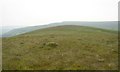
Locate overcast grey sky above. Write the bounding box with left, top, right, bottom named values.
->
left=1, top=0, right=119, bottom=27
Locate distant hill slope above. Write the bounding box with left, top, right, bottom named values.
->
left=3, top=25, right=118, bottom=70
left=2, top=21, right=118, bottom=37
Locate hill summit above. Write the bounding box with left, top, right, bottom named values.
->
left=2, top=25, right=118, bottom=70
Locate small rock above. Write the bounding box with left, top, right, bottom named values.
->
left=111, top=49, right=117, bottom=53
left=46, top=42, right=58, bottom=47
left=108, top=64, right=112, bottom=67
left=98, top=58, right=105, bottom=62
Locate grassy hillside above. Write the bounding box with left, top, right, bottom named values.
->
left=2, top=21, right=118, bottom=37
left=2, top=25, right=118, bottom=70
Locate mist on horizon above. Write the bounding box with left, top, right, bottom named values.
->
left=1, top=0, right=119, bottom=27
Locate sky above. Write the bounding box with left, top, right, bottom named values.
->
left=1, top=0, right=120, bottom=27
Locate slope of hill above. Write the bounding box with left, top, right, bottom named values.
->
left=2, top=21, right=118, bottom=37
left=1, top=26, right=26, bottom=37
left=2, top=25, right=118, bottom=70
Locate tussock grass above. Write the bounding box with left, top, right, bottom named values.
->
left=2, top=25, right=118, bottom=70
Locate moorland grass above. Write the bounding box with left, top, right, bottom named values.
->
left=2, top=25, right=118, bottom=70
